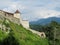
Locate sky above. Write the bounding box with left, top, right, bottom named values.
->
left=0, top=0, right=60, bottom=21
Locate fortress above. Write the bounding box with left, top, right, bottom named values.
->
left=0, top=9, right=46, bottom=38
left=0, top=10, right=29, bottom=29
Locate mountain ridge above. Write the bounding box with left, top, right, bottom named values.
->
left=30, top=17, right=60, bottom=25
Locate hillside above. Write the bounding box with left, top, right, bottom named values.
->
left=0, top=19, right=49, bottom=45
left=30, top=21, right=60, bottom=45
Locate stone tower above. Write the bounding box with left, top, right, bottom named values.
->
left=14, top=10, right=21, bottom=18
left=14, top=10, right=29, bottom=29
left=14, top=10, right=22, bottom=23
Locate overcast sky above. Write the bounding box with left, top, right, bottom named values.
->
left=0, top=0, right=60, bottom=21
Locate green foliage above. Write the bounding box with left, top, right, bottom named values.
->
left=30, top=24, right=44, bottom=32
left=30, top=21, right=60, bottom=45
left=0, top=30, right=8, bottom=41
left=9, top=22, right=49, bottom=45
left=1, top=32, right=19, bottom=45
left=0, top=19, right=49, bottom=45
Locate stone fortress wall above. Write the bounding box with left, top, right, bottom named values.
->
left=0, top=10, right=29, bottom=29
left=21, top=20, right=29, bottom=29
left=0, top=10, right=20, bottom=25
left=0, top=10, right=46, bottom=38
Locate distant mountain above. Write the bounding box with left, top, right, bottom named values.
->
left=30, top=17, right=60, bottom=25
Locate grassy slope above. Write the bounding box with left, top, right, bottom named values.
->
left=0, top=30, right=8, bottom=41
left=0, top=20, right=49, bottom=45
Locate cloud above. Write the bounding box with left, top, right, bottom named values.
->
left=3, top=2, right=26, bottom=13
left=0, top=0, right=60, bottom=21
left=34, top=9, right=60, bottom=19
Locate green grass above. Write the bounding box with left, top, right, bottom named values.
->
left=0, top=19, right=49, bottom=45
left=9, top=22, right=49, bottom=45
left=0, top=30, right=8, bottom=41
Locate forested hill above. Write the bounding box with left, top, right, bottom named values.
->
left=30, top=21, right=60, bottom=45
left=0, top=19, right=49, bottom=45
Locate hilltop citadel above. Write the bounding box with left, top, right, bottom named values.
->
left=0, top=10, right=29, bottom=29
left=0, top=10, right=46, bottom=38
